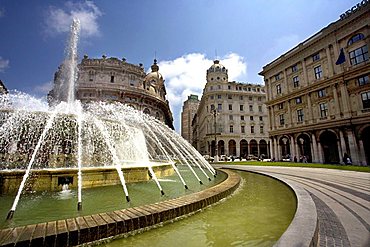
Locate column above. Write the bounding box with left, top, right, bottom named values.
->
left=287, top=100, right=293, bottom=127
left=290, top=136, right=296, bottom=159
left=317, top=141, right=324, bottom=163
left=307, top=93, right=314, bottom=123
left=339, top=130, right=347, bottom=164
left=358, top=140, right=367, bottom=166
left=311, top=133, right=318, bottom=163
left=332, top=85, right=341, bottom=116
left=271, top=106, right=276, bottom=130
left=269, top=137, right=274, bottom=159
left=302, top=59, right=309, bottom=86
left=277, top=137, right=281, bottom=161
left=337, top=138, right=343, bottom=165
left=225, top=140, right=229, bottom=156
left=339, top=82, right=351, bottom=117
left=283, top=69, right=288, bottom=93
left=347, top=129, right=360, bottom=165
left=274, top=136, right=278, bottom=160
left=325, top=46, right=334, bottom=77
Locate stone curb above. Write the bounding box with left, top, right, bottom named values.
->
left=220, top=166, right=318, bottom=247
left=0, top=169, right=240, bottom=247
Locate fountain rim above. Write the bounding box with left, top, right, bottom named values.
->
left=0, top=168, right=240, bottom=246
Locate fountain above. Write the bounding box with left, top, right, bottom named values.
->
left=0, top=19, right=217, bottom=221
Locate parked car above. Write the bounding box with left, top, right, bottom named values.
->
left=247, top=154, right=259, bottom=160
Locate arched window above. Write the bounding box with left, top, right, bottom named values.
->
left=143, top=108, right=150, bottom=115
left=348, top=33, right=365, bottom=46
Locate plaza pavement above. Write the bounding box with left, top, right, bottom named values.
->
left=215, top=165, right=370, bottom=247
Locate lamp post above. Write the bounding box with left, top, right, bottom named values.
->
left=213, top=109, right=219, bottom=162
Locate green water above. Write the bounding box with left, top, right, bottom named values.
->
left=0, top=167, right=225, bottom=229
left=103, top=171, right=297, bottom=247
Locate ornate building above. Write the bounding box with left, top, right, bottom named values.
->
left=181, top=94, right=200, bottom=143
left=192, top=60, right=269, bottom=159
left=0, top=80, right=8, bottom=94
left=50, top=55, right=174, bottom=129
left=259, top=3, right=370, bottom=165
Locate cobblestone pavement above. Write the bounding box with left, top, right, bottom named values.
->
left=216, top=165, right=370, bottom=247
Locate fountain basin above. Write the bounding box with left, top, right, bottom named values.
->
left=0, top=163, right=175, bottom=194
left=0, top=169, right=240, bottom=246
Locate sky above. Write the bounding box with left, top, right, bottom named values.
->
left=0, top=0, right=360, bottom=131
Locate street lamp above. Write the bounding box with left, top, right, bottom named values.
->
left=213, top=109, right=219, bottom=162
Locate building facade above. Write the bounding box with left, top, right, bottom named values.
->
left=181, top=94, right=200, bottom=143
left=0, top=80, right=8, bottom=94
left=193, top=60, right=269, bottom=159
left=259, top=3, right=370, bottom=165
left=50, top=55, right=174, bottom=129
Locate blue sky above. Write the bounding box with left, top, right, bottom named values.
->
left=0, top=0, right=359, bottom=131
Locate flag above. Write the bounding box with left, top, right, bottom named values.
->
left=335, top=48, right=346, bottom=65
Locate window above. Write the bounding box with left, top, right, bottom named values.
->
left=110, top=75, right=115, bottom=83
left=228, top=104, right=233, bottom=110
left=319, top=103, right=328, bottom=117
left=228, top=85, right=231, bottom=90
left=358, top=75, right=369, bottom=86
left=279, top=114, right=285, bottom=125
left=348, top=33, right=365, bottom=46
left=258, top=97, right=261, bottom=101
left=249, top=96, right=253, bottom=101
left=228, top=94, right=232, bottom=99
left=275, top=73, right=280, bottom=80
left=210, top=95, right=214, bottom=99
left=230, top=125, right=234, bottom=133
left=349, top=45, right=369, bottom=65
left=211, top=104, right=215, bottom=111
left=318, top=89, right=326, bottom=98
left=240, top=105, right=244, bottom=111
left=210, top=86, right=213, bottom=90
left=276, top=84, right=282, bottom=94
left=293, top=76, right=299, bottom=88
left=217, top=104, right=222, bottom=111
left=297, top=109, right=304, bottom=122
left=312, top=53, right=320, bottom=61
left=229, top=115, right=233, bottom=120
left=250, top=116, right=254, bottom=121
left=241, top=115, right=245, bottom=121
left=218, top=85, right=221, bottom=89
left=260, top=126, right=264, bottom=133
left=217, top=95, right=222, bottom=99
left=278, top=103, right=284, bottom=109
left=258, top=105, right=263, bottom=112
left=249, top=105, right=253, bottom=111
left=251, top=126, right=255, bottom=134
left=89, top=71, right=94, bottom=81
left=314, top=66, right=323, bottom=79
left=296, top=97, right=302, bottom=104
left=291, top=64, right=298, bottom=72
left=259, top=116, right=263, bottom=121
left=361, top=91, right=370, bottom=109
left=241, top=126, right=245, bottom=133
left=239, top=96, right=244, bottom=100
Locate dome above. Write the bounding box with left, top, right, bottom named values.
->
left=207, top=60, right=227, bottom=73
left=144, top=59, right=164, bottom=85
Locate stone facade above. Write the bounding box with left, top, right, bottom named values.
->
left=193, top=60, right=269, bottom=159
left=259, top=4, right=370, bottom=165
left=49, top=56, right=174, bottom=129
left=181, top=94, right=200, bottom=143
left=0, top=80, right=8, bottom=94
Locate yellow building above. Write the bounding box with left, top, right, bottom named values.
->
left=193, top=60, right=269, bottom=160
left=259, top=3, right=370, bottom=165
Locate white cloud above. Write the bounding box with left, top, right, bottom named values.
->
left=0, top=57, right=9, bottom=72
left=45, top=1, right=102, bottom=37
left=157, top=52, right=247, bottom=131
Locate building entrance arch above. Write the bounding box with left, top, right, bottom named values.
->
left=240, top=139, right=248, bottom=158
left=259, top=140, right=268, bottom=158
left=320, top=131, right=339, bottom=164
left=297, top=134, right=312, bottom=162
left=250, top=139, right=258, bottom=156
left=228, top=140, right=236, bottom=156
left=279, top=136, right=290, bottom=159
left=218, top=140, right=225, bottom=155
left=361, top=126, right=370, bottom=166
